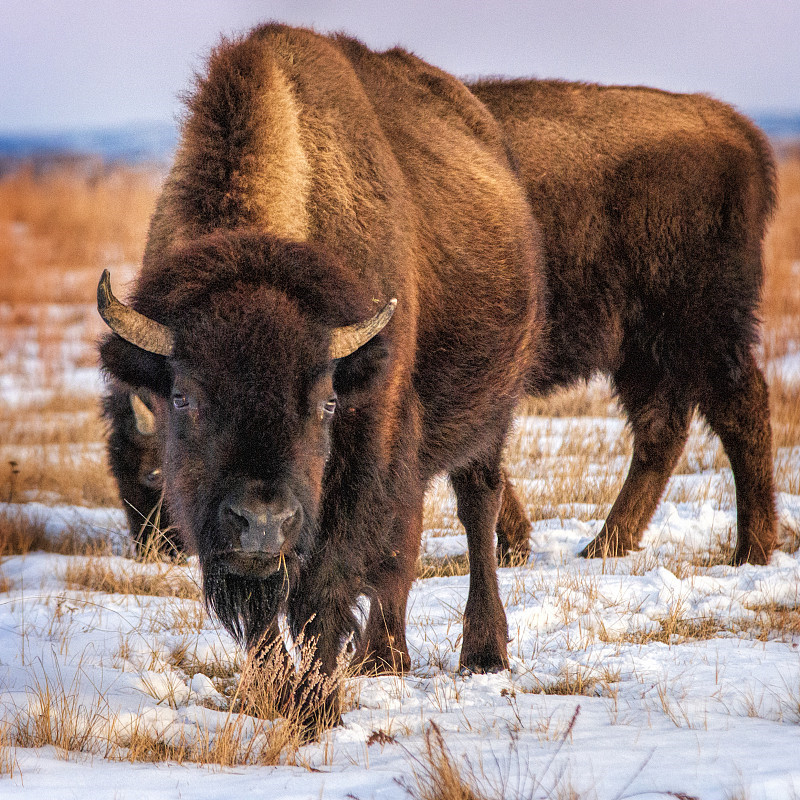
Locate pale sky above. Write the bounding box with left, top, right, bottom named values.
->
left=2, top=0, right=798, bottom=132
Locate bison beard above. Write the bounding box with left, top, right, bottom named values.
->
left=203, top=557, right=295, bottom=649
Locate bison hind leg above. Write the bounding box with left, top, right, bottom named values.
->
left=496, top=469, right=531, bottom=566
left=581, top=382, right=692, bottom=559
left=699, top=352, right=777, bottom=565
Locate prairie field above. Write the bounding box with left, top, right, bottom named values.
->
left=1, top=153, right=799, bottom=799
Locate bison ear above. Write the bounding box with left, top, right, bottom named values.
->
left=100, top=333, right=172, bottom=398
left=332, top=332, right=389, bottom=401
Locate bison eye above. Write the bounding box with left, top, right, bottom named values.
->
left=321, top=395, right=337, bottom=419
left=172, top=392, right=192, bottom=410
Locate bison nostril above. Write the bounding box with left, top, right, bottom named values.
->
left=223, top=496, right=300, bottom=555
left=223, top=504, right=249, bottom=534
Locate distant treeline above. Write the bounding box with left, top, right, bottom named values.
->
left=0, top=112, right=798, bottom=167
left=0, top=121, right=178, bottom=166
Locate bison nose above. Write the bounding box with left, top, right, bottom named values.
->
left=223, top=492, right=301, bottom=555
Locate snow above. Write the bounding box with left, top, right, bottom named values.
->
left=2, top=493, right=800, bottom=799
left=770, top=350, right=800, bottom=387
left=2, top=309, right=800, bottom=799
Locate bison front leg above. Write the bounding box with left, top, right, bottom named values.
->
left=356, top=498, right=423, bottom=674
left=451, top=457, right=509, bottom=673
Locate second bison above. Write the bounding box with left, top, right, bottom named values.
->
left=476, top=77, right=778, bottom=566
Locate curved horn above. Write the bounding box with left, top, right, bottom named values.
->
left=97, top=270, right=174, bottom=356
left=329, top=298, right=397, bottom=360
left=130, top=392, right=157, bottom=436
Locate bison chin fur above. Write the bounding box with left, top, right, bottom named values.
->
left=203, top=555, right=370, bottom=660
left=202, top=558, right=298, bottom=649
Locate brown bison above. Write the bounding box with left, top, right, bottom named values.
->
left=102, top=383, right=178, bottom=557
left=474, top=78, right=777, bottom=565
left=98, top=24, right=543, bottom=688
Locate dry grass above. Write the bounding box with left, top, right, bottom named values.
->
left=62, top=557, right=201, bottom=600
left=401, top=723, right=490, bottom=800
left=519, top=380, right=618, bottom=418
left=0, top=724, right=19, bottom=779
left=400, top=712, right=587, bottom=800
left=0, top=160, right=161, bottom=304
left=762, top=154, right=800, bottom=363
left=0, top=448, right=119, bottom=508
left=743, top=602, right=800, bottom=640
left=0, top=507, right=107, bottom=557
left=5, top=631, right=351, bottom=768
left=523, top=664, right=602, bottom=697
left=417, top=554, right=471, bottom=579
left=12, top=661, right=119, bottom=757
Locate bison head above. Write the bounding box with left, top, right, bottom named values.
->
left=98, top=232, right=395, bottom=646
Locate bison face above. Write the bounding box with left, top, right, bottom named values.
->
left=164, top=335, right=336, bottom=583
left=98, top=257, right=394, bottom=645
left=129, top=389, right=166, bottom=490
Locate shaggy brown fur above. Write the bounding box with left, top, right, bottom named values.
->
left=99, top=25, right=543, bottom=700
left=103, top=383, right=179, bottom=558
left=475, top=78, right=777, bottom=565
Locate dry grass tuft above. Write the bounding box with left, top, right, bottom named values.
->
left=62, top=557, right=200, bottom=600
left=0, top=508, right=50, bottom=556
left=417, top=554, right=471, bottom=579
left=12, top=662, right=118, bottom=757
left=1, top=449, right=120, bottom=508
left=519, top=380, right=619, bottom=418
left=521, top=664, right=601, bottom=697
left=0, top=507, right=103, bottom=557
left=743, top=602, right=800, bottom=640
left=401, top=722, right=490, bottom=800
left=0, top=723, right=19, bottom=779
left=401, top=711, right=588, bottom=800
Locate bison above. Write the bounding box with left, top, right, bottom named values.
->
left=102, top=382, right=179, bottom=558
left=98, top=24, right=543, bottom=689
left=471, top=78, right=778, bottom=565
left=104, top=80, right=779, bottom=574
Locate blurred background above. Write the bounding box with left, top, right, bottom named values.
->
left=2, top=0, right=799, bottom=158
left=1, top=0, right=798, bottom=510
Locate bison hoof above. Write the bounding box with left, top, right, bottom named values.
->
left=459, top=648, right=508, bottom=675
left=579, top=535, right=631, bottom=559
left=731, top=545, right=772, bottom=567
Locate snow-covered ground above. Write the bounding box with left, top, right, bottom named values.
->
left=2, top=500, right=800, bottom=799
left=1, top=310, right=800, bottom=799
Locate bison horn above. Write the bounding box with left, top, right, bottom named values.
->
left=97, top=270, right=175, bottom=356
left=130, top=392, right=157, bottom=436
left=329, top=298, right=397, bottom=359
